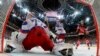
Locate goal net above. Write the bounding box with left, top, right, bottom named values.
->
left=0, top=0, right=12, bottom=52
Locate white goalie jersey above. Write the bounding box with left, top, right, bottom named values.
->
left=18, top=15, right=49, bottom=43
left=21, top=17, right=48, bottom=33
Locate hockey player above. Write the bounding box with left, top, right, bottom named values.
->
left=76, top=20, right=89, bottom=49
left=44, top=11, right=66, bottom=43
left=55, top=20, right=66, bottom=43
left=5, top=11, right=73, bottom=56
left=18, top=12, right=54, bottom=51
left=76, top=20, right=89, bottom=39
left=17, top=12, right=70, bottom=56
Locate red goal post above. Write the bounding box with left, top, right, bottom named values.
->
left=77, top=0, right=94, bottom=5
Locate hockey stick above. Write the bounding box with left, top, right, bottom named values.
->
left=67, top=29, right=96, bottom=37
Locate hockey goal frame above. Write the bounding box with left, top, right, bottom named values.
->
left=0, top=1, right=100, bottom=56
left=0, top=0, right=15, bottom=52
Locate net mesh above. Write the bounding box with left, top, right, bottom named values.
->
left=0, top=0, right=12, bottom=52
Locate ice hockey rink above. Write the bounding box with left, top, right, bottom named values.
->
left=0, top=44, right=96, bottom=56
left=0, top=0, right=99, bottom=56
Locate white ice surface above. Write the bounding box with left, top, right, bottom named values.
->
left=0, top=44, right=96, bottom=56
